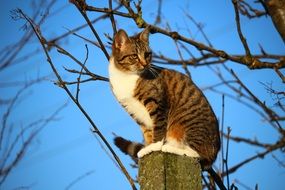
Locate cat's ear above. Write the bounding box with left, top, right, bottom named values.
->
left=113, top=29, right=130, bottom=50
left=139, top=26, right=150, bottom=43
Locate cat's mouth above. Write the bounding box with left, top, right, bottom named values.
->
left=137, top=64, right=150, bottom=74
left=138, top=65, right=159, bottom=79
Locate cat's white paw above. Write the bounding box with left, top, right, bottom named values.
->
left=137, top=141, right=163, bottom=158
left=161, top=139, right=200, bottom=157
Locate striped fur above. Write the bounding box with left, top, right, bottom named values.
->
left=114, top=136, right=143, bottom=163
left=109, top=28, right=220, bottom=169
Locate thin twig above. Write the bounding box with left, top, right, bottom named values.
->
left=63, top=27, right=101, bottom=47
left=154, top=0, right=162, bottom=25
left=65, top=170, right=95, bottom=190
left=223, top=133, right=271, bottom=148
left=154, top=53, right=285, bottom=67
left=274, top=68, right=285, bottom=83
left=48, top=4, right=125, bottom=45
left=232, top=0, right=252, bottom=58
left=272, top=154, right=285, bottom=168
left=0, top=1, right=56, bottom=71
left=76, top=44, right=89, bottom=102
left=183, top=11, right=213, bottom=47
left=54, top=43, right=109, bottom=82
left=85, top=4, right=130, bottom=18
left=222, top=136, right=285, bottom=177
left=237, top=0, right=267, bottom=19
left=212, top=65, right=283, bottom=130
left=70, top=0, right=110, bottom=60
left=108, top=0, right=117, bottom=35
left=221, top=95, right=225, bottom=180
left=225, top=127, right=231, bottom=190
left=173, top=40, right=191, bottom=77
left=234, top=179, right=253, bottom=190
left=91, top=130, right=121, bottom=171
left=0, top=76, right=48, bottom=149
left=202, top=174, right=212, bottom=190
left=62, top=78, right=96, bottom=85
left=230, top=69, right=283, bottom=131
left=0, top=102, right=67, bottom=186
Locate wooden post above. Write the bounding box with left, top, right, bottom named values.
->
left=138, top=152, right=202, bottom=190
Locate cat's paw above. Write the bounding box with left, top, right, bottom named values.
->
left=137, top=141, right=163, bottom=158
left=161, top=140, right=200, bottom=157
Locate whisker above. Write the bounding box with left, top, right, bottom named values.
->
left=149, top=66, right=158, bottom=78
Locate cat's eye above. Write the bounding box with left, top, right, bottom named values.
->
left=129, top=54, right=138, bottom=59
left=144, top=52, right=152, bottom=59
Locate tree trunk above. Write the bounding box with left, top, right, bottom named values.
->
left=138, top=152, right=202, bottom=190
left=265, top=0, right=285, bottom=42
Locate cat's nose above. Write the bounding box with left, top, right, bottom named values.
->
left=140, top=60, right=148, bottom=67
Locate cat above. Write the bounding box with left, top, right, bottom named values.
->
left=109, top=27, right=220, bottom=169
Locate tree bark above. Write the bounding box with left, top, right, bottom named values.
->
left=265, top=0, right=285, bottom=42
left=138, top=152, right=202, bottom=190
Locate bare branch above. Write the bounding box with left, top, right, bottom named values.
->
left=173, top=39, right=191, bottom=77
left=119, top=0, right=285, bottom=72
left=232, top=0, right=252, bottom=57
left=109, top=0, right=117, bottom=35
left=0, top=102, right=67, bottom=186
left=230, top=69, right=283, bottom=131
left=222, top=136, right=285, bottom=176
left=76, top=44, right=89, bottom=102
left=237, top=0, right=267, bottom=18
left=70, top=0, right=110, bottom=60
left=223, top=133, right=271, bottom=148
left=272, top=154, right=285, bottom=168
left=85, top=4, right=130, bottom=18
left=65, top=170, right=95, bottom=190
left=274, top=68, right=285, bottom=83
left=183, top=11, right=213, bottom=47
left=154, top=0, right=162, bottom=25
left=0, top=1, right=56, bottom=71
left=54, top=43, right=109, bottom=82
left=0, top=76, right=48, bottom=149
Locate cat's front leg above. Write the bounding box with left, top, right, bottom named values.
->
left=137, top=98, right=167, bottom=158
left=137, top=141, right=163, bottom=158
left=137, top=122, right=166, bottom=158
left=140, top=125, right=153, bottom=145
left=137, top=123, right=166, bottom=158
left=142, top=96, right=168, bottom=142
left=137, top=127, right=166, bottom=158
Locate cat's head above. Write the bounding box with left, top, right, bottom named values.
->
left=111, top=28, right=152, bottom=74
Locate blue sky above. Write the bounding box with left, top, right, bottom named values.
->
left=1, top=0, right=284, bottom=190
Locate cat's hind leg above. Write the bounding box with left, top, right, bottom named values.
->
left=161, top=138, right=200, bottom=157
left=161, top=124, right=200, bottom=158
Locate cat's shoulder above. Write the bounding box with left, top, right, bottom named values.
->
left=159, top=66, right=192, bottom=81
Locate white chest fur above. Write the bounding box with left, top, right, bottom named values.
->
left=109, top=57, right=153, bottom=128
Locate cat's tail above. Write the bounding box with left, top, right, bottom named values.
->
left=207, top=167, right=227, bottom=190
left=114, top=136, right=144, bottom=162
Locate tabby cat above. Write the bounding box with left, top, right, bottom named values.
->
left=109, top=27, right=220, bottom=169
